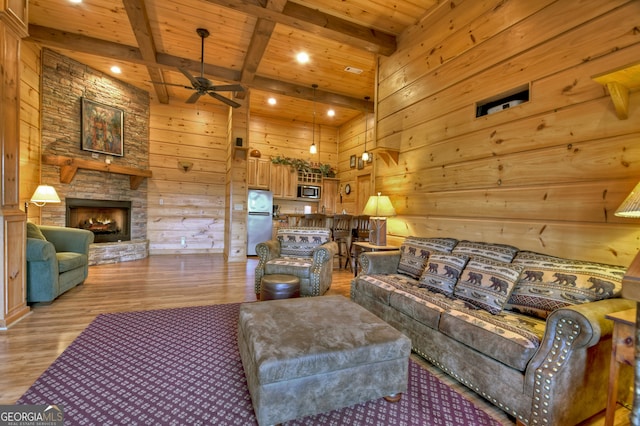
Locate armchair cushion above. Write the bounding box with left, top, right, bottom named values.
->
left=278, top=227, right=331, bottom=257
left=57, top=252, right=88, bottom=273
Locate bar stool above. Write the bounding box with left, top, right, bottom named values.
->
left=350, top=215, right=370, bottom=271
left=300, top=214, right=327, bottom=227
left=331, top=214, right=353, bottom=270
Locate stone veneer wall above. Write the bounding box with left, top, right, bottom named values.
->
left=40, top=49, right=150, bottom=262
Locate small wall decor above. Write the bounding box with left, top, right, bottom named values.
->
left=81, top=97, right=124, bottom=156
left=350, top=155, right=356, bottom=168
left=357, top=157, right=364, bottom=170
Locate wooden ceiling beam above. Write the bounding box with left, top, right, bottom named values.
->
left=122, top=0, right=169, bottom=104
left=27, top=25, right=373, bottom=111
left=240, top=0, right=287, bottom=85
left=252, top=75, right=373, bottom=112
left=201, top=0, right=396, bottom=56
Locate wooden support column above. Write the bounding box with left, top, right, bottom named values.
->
left=224, top=92, right=250, bottom=262
left=0, top=0, right=30, bottom=329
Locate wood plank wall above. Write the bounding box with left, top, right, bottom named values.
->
left=336, top=112, right=374, bottom=215
left=373, top=0, right=640, bottom=266
left=249, top=113, right=338, bottom=167
left=19, top=41, right=41, bottom=222
left=147, top=102, right=229, bottom=254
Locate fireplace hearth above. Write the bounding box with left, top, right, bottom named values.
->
left=66, top=198, right=131, bottom=243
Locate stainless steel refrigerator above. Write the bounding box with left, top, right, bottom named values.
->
left=247, top=189, right=273, bottom=255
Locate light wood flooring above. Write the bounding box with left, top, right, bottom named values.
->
left=0, top=254, right=632, bottom=425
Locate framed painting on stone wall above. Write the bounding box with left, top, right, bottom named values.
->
left=81, top=97, right=124, bottom=157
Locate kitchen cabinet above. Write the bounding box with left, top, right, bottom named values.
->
left=270, top=164, right=298, bottom=199
left=248, top=158, right=270, bottom=189
left=322, top=178, right=340, bottom=214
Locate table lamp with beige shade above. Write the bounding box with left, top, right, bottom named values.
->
left=362, top=193, right=395, bottom=246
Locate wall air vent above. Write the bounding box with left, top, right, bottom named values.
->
left=344, top=66, right=363, bottom=74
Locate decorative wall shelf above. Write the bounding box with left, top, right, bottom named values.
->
left=373, top=148, right=399, bottom=166
left=592, top=62, right=640, bottom=120
left=42, top=155, right=152, bottom=189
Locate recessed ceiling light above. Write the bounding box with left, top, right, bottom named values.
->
left=345, top=66, right=363, bottom=74
left=296, top=52, right=310, bottom=64
left=69, top=0, right=82, bottom=3
left=110, top=66, right=121, bottom=74
left=327, top=109, right=335, bottom=117
left=268, top=97, right=276, bottom=105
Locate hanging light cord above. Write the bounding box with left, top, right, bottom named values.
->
left=362, top=96, right=370, bottom=161
left=310, top=84, right=318, bottom=154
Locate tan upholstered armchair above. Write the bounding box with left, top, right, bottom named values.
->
left=254, top=227, right=337, bottom=298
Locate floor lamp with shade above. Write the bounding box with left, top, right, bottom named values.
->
left=361, top=193, right=395, bottom=246
left=24, top=185, right=61, bottom=217
left=614, top=181, right=640, bottom=425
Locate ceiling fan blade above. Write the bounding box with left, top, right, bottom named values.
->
left=178, top=67, right=200, bottom=88
left=185, top=92, right=203, bottom=104
left=208, top=91, right=241, bottom=108
left=149, top=81, right=194, bottom=90
left=209, top=84, right=245, bottom=92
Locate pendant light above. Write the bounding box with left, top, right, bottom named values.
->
left=361, top=96, right=370, bottom=161
left=309, top=84, right=318, bottom=154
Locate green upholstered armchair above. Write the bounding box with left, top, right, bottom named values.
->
left=254, top=227, right=337, bottom=299
left=26, top=223, right=94, bottom=303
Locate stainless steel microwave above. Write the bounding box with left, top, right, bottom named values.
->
left=297, top=185, right=321, bottom=199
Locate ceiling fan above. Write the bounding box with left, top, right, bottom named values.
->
left=155, top=28, right=244, bottom=108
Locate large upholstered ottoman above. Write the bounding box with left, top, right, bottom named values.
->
left=237, top=295, right=411, bottom=426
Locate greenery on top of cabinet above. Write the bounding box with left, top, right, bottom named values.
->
left=270, top=156, right=336, bottom=177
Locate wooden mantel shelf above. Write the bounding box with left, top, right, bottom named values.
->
left=42, top=154, right=152, bottom=189
left=592, top=61, right=640, bottom=120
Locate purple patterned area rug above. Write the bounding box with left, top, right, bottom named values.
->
left=18, top=303, right=503, bottom=425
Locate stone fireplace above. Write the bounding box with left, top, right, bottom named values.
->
left=66, top=198, right=131, bottom=243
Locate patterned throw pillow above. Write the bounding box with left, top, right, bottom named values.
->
left=418, top=252, right=470, bottom=297
left=27, top=222, right=47, bottom=240
left=505, top=251, right=626, bottom=319
left=452, top=240, right=519, bottom=263
left=277, top=227, right=331, bottom=257
left=454, top=258, right=523, bottom=314
left=398, top=237, right=459, bottom=279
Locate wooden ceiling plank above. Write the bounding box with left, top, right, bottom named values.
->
left=122, top=0, right=169, bottom=104
left=201, top=0, right=396, bottom=55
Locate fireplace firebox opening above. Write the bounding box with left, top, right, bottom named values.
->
left=66, top=198, right=131, bottom=243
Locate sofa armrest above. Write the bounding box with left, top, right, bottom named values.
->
left=524, top=297, right=635, bottom=424
left=26, top=238, right=56, bottom=262
left=39, top=226, right=94, bottom=254
left=359, top=250, right=401, bottom=275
